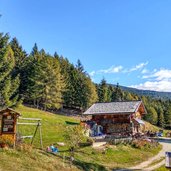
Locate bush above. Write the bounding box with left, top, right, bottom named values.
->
left=131, top=139, right=159, bottom=149
left=0, top=136, right=14, bottom=148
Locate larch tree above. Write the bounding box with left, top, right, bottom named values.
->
left=41, top=56, right=65, bottom=110
left=26, top=46, right=65, bottom=110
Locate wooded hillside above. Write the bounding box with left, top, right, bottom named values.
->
left=0, top=32, right=171, bottom=129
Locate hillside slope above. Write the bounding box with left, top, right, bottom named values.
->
left=15, top=105, right=80, bottom=147
left=109, top=84, right=171, bottom=99
left=0, top=105, right=163, bottom=171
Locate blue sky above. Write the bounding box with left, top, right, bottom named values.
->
left=1, top=0, right=171, bottom=92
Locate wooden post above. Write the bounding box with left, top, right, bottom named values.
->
left=17, top=117, right=43, bottom=148
left=63, top=152, right=66, bottom=168
left=39, top=121, right=43, bottom=149
left=31, top=123, right=39, bottom=145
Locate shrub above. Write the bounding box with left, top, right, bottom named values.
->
left=0, top=136, right=14, bottom=148
left=131, top=139, right=159, bottom=149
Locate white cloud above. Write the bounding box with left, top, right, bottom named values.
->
left=100, top=65, right=123, bottom=74
left=153, top=69, right=171, bottom=81
left=89, top=71, right=96, bottom=77
left=141, top=68, right=149, bottom=74
left=130, top=80, right=171, bottom=92
left=89, top=61, right=149, bottom=78
left=131, top=68, right=171, bottom=92
left=142, top=69, right=171, bottom=80
left=129, top=62, right=149, bottom=72
left=88, top=65, right=123, bottom=78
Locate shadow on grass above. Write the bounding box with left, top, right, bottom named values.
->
left=73, top=159, right=108, bottom=171
left=112, top=168, right=141, bottom=171
left=65, top=121, right=79, bottom=125
left=39, top=150, right=108, bottom=171
left=40, top=150, right=140, bottom=171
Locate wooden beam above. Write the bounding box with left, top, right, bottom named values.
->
left=17, top=123, right=41, bottom=126
left=20, top=136, right=33, bottom=139
left=19, top=117, right=41, bottom=121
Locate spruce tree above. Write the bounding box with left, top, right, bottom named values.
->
left=157, top=106, right=165, bottom=128
left=0, top=33, right=20, bottom=107
left=76, top=59, right=84, bottom=73
left=145, top=106, right=158, bottom=125
left=26, top=49, right=65, bottom=110
left=164, top=103, right=171, bottom=129
left=10, top=37, right=27, bottom=100
left=31, top=43, right=39, bottom=56
left=112, top=83, right=124, bottom=101
left=10, top=37, right=27, bottom=70
left=98, top=78, right=108, bottom=102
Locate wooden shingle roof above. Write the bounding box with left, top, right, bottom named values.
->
left=0, top=108, right=21, bottom=116
left=83, top=101, right=145, bottom=115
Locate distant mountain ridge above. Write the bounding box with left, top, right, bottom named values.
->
left=109, top=84, right=171, bottom=100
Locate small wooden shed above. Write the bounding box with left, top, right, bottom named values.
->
left=83, top=100, right=147, bottom=137
left=0, top=108, right=21, bottom=147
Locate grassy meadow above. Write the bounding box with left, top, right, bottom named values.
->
left=0, top=105, right=163, bottom=171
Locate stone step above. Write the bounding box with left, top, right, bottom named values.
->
left=92, top=142, right=107, bottom=148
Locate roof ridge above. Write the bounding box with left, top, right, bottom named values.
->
left=83, top=100, right=144, bottom=115
left=94, top=100, right=141, bottom=104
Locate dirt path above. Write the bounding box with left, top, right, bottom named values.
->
left=117, top=138, right=171, bottom=171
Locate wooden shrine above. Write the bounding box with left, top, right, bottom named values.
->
left=0, top=108, right=21, bottom=147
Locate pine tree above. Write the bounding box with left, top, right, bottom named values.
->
left=10, top=37, right=27, bottom=70
left=0, top=33, right=20, bottom=107
left=107, top=85, right=114, bottom=102
left=157, top=106, right=165, bottom=128
left=59, top=57, right=75, bottom=108
left=76, top=59, right=84, bottom=73
left=31, top=43, right=39, bottom=56
left=145, top=106, right=158, bottom=125
left=26, top=56, right=44, bottom=107
left=10, top=37, right=27, bottom=100
left=98, top=78, right=108, bottom=102
left=111, top=83, right=124, bottom=101
left=164, top=102, right=171, bottom=129
left=26, top=48, right=65, bottom=110
left=60, top=58, right=97, bottom=110
left=54, top=52, right=59, bottom=59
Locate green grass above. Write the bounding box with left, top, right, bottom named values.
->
left=15, top=105, right=79, bottom=147
left=0, top=105, right=163, bottom=171
left=74, top=144, right=162, bottom=170
left=0, top=147, right=79, bottom=171
left=155, top=165, right=168, bottom=171
left=145, top=157, right=165, bottom=168
left=144, top=121, right=161, bottom=132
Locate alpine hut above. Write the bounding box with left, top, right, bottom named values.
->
left=83, top=100, right=147, bottom=138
